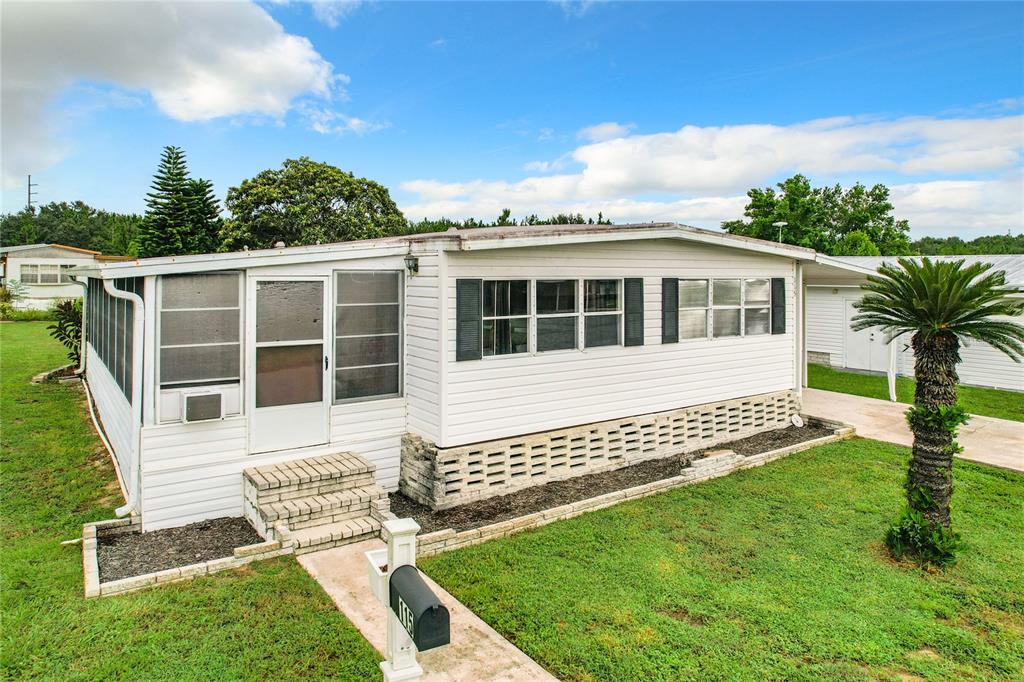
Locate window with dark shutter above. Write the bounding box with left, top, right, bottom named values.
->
left=661, top=278, right=678, bottom=344
left=456, top=279, right=483, bottom=361
left=623, top=278, right=644, bottom=346
left=771, top=277, right=786, bottom=334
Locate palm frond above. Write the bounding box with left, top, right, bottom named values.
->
left=851, top=257, right=1024, bottom=361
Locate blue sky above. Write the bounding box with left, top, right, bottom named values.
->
left=2, top=1, right=1022, bottom=238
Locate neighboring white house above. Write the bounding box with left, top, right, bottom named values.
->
left=0, top=243, right=125, bottom=310
left=72, top=223, right=867, bottom=549
left=806, top=254, right=1024, bottom=392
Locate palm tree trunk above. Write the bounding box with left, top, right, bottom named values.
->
left=908, top=332, right=960, bottom=527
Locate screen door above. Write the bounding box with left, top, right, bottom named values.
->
left=249, top=277, right=330, bottom=453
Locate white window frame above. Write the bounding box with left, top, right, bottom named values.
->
left=583, top=278, right=624, bottom=349
left=155, top=272, right=245, bottom=423
left=678, top=277, right=775, bottom=340
left=534, top=279, right=582, bottom=354
left=333, top=270, right=404, bottom=404
left=678, top=278, right=711, bottom=341
left=481, top=279, right=532, bottom=359
left=743, top=278, right=772, bottom=337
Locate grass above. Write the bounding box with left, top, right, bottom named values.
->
left=422, top=439, right=1024, bottom=681
left=0, top=322, right=382, bottom=680
left=807, top=363, right=1024, bottom=422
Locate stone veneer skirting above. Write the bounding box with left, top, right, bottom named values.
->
left=806, top=351, right=832, bottom=366
left=400, top=389, right=801, bottom=510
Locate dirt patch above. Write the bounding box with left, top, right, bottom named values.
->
left=98, top=517, right=262, bottom=582
left=391, top=424, right=835, bottom=534
left=660, top=606, right=708, bottom=627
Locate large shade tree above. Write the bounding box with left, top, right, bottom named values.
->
left=220, top=157, right=406, bottom=250
left=852, top=258, right=1024, bottom=564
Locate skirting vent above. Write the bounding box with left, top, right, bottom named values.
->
left=400, top=390, right=800, bottom=510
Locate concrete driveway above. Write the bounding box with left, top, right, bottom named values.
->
left=803, top=388, right=1024, bottom=473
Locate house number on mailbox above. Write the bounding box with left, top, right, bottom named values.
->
left=397, top=596, right=414, bottom=634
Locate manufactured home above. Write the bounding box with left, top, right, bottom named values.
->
left=1, top=244, right=127, bottom=310
left=73, top=223, right=869, bottom=550
left=806, top=254, right=1024, bottom=393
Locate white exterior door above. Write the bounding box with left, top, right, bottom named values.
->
left=248, top=277, right=331, bottom=454
left=844, top=299, right=889, bottom=372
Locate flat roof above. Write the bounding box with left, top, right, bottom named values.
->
left=73, top=223, right=830, bottom=279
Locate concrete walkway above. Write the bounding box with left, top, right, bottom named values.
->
left=803, top=388, right=1024, bottom=472
left=299, top=539, right=556, bottom=682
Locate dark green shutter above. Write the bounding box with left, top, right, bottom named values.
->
left=771, top=277, right=786, bottom=335
left=456, top=279, right=483, bottom=361
left=661, top=278, right=678, bottom=344
left=623, top=278, right=644, bottom=347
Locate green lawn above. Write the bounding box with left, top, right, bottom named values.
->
left=422, top=439, right=1024, bottom=681
left=807, top=363, right=1024, bottom=422
left=0, top=322, right=381, bottom=680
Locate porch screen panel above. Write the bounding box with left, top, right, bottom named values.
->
left=159, top=273, right=241, bottom=387
left=85, top=277, right=141, bottom=402
left=334, top=271, right=401, bottom=401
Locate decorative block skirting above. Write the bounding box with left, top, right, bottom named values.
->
left=806, top=351, right=832, bottom=366
left=401, top=390, right=801, bottom=510
left=416, top=417, right=854, bottom=558
left=82, top=517, right=290, bottom=598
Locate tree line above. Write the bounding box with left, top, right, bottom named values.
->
left=1, top=148, right=1019, bottom=257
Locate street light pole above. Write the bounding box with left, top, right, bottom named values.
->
left=772, top=221, right=788, bottom=243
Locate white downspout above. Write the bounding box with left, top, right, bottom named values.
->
left=887, top=332, right=899, bottom=402
left=70, top=277, right=88, bottom=375
left=103, top=279, right=145, bottom=518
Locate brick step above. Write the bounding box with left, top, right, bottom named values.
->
left=243, top=452, right=377, bottom=505
left=262, top=487, right=387, bottom=528
left=285, top=517, right=382, bottom=555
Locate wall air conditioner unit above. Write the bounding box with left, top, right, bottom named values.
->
left=182, top=391, right=224, bottom=423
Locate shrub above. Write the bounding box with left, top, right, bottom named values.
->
left=886, top=506, right=962, bottom=567
left=0, top=307, right=53, bottom=322
left=47, top=299, right=83, bottom=364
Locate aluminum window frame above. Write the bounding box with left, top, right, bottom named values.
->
left=332, top=269, right=404, bottom=405
left=743, top=278, right=772, bottom=337
left=155, top=272, right=244, bottom=391
left=583, top=278, right=624, bottom=349
left=534, top=279, right=582, bottom=354
left=677, top=278, right=711, bottom=341
left=480, top=278, right=532, bottom=358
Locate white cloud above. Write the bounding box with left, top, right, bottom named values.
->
left=300, top=104, right=389, bottom=135
left=400, top=112, right=1024, bottom=237
left=551, top=0, right=596, bottom=18
left=537, top=127, right=555, bottom=141
left=310, top=0, right=364, bottom=28
left=429, top=38, right=447, bottom=49
left=577, top=121, right=635, bottom=142
left=0, top=0, right=340, bottom=188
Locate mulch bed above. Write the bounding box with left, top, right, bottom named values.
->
left=97, top=517, right=262, bottom=582
left=390, top=424, right=835, bottom=534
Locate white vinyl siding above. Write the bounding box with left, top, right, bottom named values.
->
left=404, top=252, right=443, bottom=442
left=443, top=239, right=797, bottom=446
left=86, top=344, right=134, bottom=481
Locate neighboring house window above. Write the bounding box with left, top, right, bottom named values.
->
left=744, top=278, right=771, bottom=336
left=20, top=265, right=40, bottom=284
left=535, top=280, right=578, bottom=352
left=483, top=280, right=529, bottom=356
left=19, top=263, right=75, bottom=284
left=158, top=273, right=242, bottom=388
left=712, top=279, right=742, bottom=337
left=584, top=279, right=621, bottom=347
left=60, top=265, right=76, bottom=283
left=678, top=279, right=709, bottom=339
left=334, top=271, right=401, bottom=401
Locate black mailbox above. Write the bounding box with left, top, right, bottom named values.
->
left=388, top=565, right=450, bottom=651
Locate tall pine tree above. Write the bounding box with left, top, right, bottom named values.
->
left=137, top=146, right=222, bottom=257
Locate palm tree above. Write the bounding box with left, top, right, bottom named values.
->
left=852, top=258, right=1024, bottom=559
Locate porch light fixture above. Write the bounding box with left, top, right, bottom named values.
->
left=404, top=254, right=419, bottom=275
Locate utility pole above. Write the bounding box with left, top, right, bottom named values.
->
left=26, top=174, right=38, bottom=210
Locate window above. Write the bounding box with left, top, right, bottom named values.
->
left=483, top=280, right=529, bottom=356
left=678, top=279, right=709, bottom=339
left=335, top=271, right=401, bottom=401
left=20, top=265, right=40, bottom=284
left=159, top=273, right=242, bottom=388
left=535, top=280, right=578, bottom=352
left=744, top=278, right=771, bottom=336
left=584, top=279, right=621, bottom=348
left=711, top=279, right=741, bottom=338
left=86, top=277, right=141, bottom=401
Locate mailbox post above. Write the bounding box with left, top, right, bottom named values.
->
left=366, top=518, right=450, bottom=682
